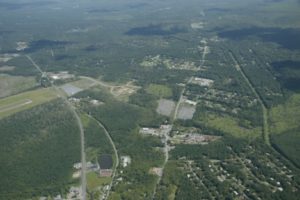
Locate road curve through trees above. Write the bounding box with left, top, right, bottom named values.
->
left=86, top=115, right=119, bottom=200
left=26, top=55, right=87, bottom=200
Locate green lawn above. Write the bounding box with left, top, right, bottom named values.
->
left=87, top=172, right=111, bottom=190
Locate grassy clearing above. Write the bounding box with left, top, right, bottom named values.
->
left=204, top=114, right=261, bottom=138
left=168, top=185, right=177, bottom=200
left=0, top=74, right=37, bottom=98
left=271, top=130, right=300, bottom=167
left=0, top=87, right=58, bottom=119
left=87, top=172, right=111, bottom=190
left=69, top=78, right=95, bottom=90
left=269, top=94, right=300, bottom=167
left=269, top=94, right=300, bottom=134
left=147, top=84, right=172, bottom=98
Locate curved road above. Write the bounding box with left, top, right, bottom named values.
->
left=26, top=55, right=87, bottom=200
left=86, top=115, right=119, bottom=200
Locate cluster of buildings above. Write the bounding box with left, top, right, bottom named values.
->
left=47, top=71, right=74, bottom=80
left=171, top=133, right=219, bottom=145
left=139, top=125, right=172, bottom=137
left=191, top=77, right=214, bottom=87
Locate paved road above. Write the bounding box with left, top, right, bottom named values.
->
left=152, top=40, right=209, bottom=199
left=86, top=115, right=119, bottom=200
left=26, top=55, right=87, bottom=200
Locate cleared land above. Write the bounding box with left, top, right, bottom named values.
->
left=156, top=99, right=176, bottom=117
left=0, top=87, right=58, bottom=118
left=80, top=76, right=140, bottom=101
left=87, top=172, right=111, bottom=191
left=204, top=114, right=261, bottom=138
left=59, top=78, right=96, bottom=97
left=68, top=78, right=95, bottom=90
left=61, top=84, right=83, bottom=96
left=0, top=74, right=37, bottom=98
left=176, top=104, right=196, bottom=120
left=146, top=84, right=172, bottom=98
left=269, top=94, right=300, bottom=134
left=269, top=94, right=300, bottom=167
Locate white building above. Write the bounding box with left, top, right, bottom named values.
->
left=121, top=156, right=131, bottom=167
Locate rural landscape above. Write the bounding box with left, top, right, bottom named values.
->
left=0, top=0, right=300, bottom=199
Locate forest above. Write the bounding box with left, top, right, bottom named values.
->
left=0, top=100, right=81, bottom=199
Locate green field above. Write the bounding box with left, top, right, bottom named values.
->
left=68, top=78, right=95, bottom=90
left=0, top=87, right=58, bottom=119
left=87, top=172, right=111, bottom=191
left=203, top=114, right=262, bottom=138
left=269, top=94, right=300, bottom=167
left=271, top=130, right=300, bottom=167
left=146, top=84, right=173, bottom=98
left=0, top=74, right=37, bottom=98
left=269, top=94, right=300, bottom=134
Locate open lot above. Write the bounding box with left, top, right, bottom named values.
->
left=68, top=78, right=95, bottom=90
left=60, top=84, right=83, bottom=96
left=59, top=78, right=96, bottom=96
left=79, top=76, right=140, bottom=101
left=0, top=87, right=58, bottom=118
left=156, top=99, right=176, bottom=117
left=176, top=103, right=196, bottom=120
